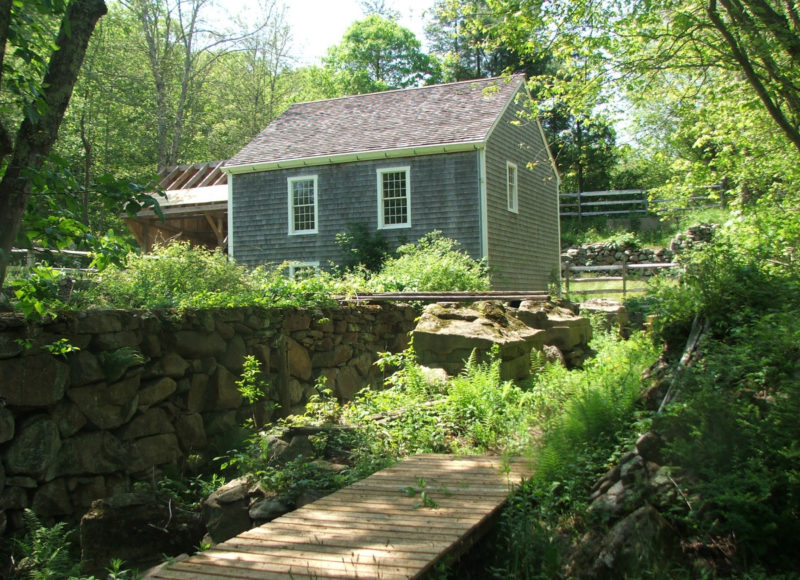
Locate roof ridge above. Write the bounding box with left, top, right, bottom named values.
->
left=290, top=74, right=526, bottom=108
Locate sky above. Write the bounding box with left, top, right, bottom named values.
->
left=284, top=0, right=435, bottom=65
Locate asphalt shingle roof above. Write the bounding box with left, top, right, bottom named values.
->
left=227, top=75, right=526, bottom=168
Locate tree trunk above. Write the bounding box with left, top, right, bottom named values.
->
left=0, top=0, right=108, bottom=294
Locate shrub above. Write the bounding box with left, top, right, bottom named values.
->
left=335, top=222, right=391, bottom=272
left=86, top=241, right=249, bottom=309
left=370, top=231, right=489, bottom=292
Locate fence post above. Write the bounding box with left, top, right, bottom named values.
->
left=577, top=191, right=582, bottom=224
left=564, top=262, right=570, bottom=298
left=26, top=250, right=35, bottom=268
left=621, top=256, right=628, bottom=298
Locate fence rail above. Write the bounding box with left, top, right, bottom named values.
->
left=8, top=247, right=95, bottom=276
left=559, top=188, right=722, bottom=219
left=562, top=261, right=680, bottom=298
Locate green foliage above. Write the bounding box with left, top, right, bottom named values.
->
left=323, top=14, right=441, bottom=94
left=335, top=222, right=391, bottom=272
left=8, top=266, right=66, bottom=321
left=638, top=190, right=800, bottom=572
left=10, top=509, right=81, bottom=580
left=236, top=355, right=276, bottom=429
left=41, top=338, right=80, bottom=357
left=236, top=355, right=269, bottom=405
left=369, top=231, right=490, bottom=292
left=349, top=343, right=536, bottom=455
left=97, top=347, right=145, bottom=383
left=657, top=309, right=800, bottom=565
left=529, top=331, right=658, bottom=483
left=87, top=241, right=250, bottom=310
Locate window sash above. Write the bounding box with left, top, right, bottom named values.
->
left=288, top=176, right=318, bottom=234
left=378, top=167, right=410, bottom=228
left=507, top=162, right=518, bottom=213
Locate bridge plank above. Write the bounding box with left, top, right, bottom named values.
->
left=145, top=454, right=532, bottom=579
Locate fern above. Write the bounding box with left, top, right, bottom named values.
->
left=13, top=509, right=81, bottom=579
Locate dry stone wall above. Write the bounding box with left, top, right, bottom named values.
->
left=0, top=304, right=415, bottom=535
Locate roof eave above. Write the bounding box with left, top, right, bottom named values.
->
left=222, top=142, right=486, bottom=175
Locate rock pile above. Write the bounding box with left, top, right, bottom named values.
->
left=562, top=243, right=673, bottom=270
left=561, top=223, right=718, bottom=273
left=668, top=223, right=717, bottom=254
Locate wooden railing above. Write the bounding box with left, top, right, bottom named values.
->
left=562, top=261, right=681, bottom=298
left=559, top=188, right=722, bottom=220
left=9, top=247, right=94, bottom=275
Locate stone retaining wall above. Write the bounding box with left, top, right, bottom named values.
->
left=561, top=224, right=717, bottom=272
left=0, top=304, right=416, bottom=535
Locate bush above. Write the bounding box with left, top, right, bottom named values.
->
left=656, top=310, right=800, bottom=567
left=86, top=241, right=249, bottom=309
left=335, top=222, right=391, bottom=272
left=369, top=231, right=489, bottom=292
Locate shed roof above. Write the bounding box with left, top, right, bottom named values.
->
left=226, top=75, right=527, bottom=171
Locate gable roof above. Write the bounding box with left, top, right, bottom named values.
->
left=225, top=75, right=528, bottom=173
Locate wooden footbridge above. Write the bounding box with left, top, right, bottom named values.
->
left=146, top=454, right=531, bottom=579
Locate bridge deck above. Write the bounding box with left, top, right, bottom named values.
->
left=146, top=454, right=531, bottom=579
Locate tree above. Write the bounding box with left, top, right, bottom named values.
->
left=201, top=0, right=294, bottom=159
left=485, top=0, right=800, bottom=198
left=0, top=0, right=108, bottom=294
left=426, top=0, right=542, bottom=81
left=324, top=15, right=441, bottom=94
left=426, top=0, right=620, bottom=191
left=359, top=0, right=400, bottom=20
left=120, top=0, right=284, bottom=168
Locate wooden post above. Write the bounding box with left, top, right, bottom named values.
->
left=621, top=256, right=628, bottom=298
left=564, top=262, right=570, bottom=297
left=577, top=191, right=582, bottom=224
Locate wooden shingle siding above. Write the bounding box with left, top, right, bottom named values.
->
left=484, top=90, right=560, bottom=290
left=232, top=152, right=482, bottom=268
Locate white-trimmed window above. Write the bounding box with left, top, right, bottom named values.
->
left=289, top=261, right=319, bottom=279
left=507, top=162, right=518, bottom=213
left=288, top=175, right=318, bottom=234
left=377, top=167, right=411, bottom=229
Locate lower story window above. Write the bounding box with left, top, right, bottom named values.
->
left=288, top=261, right=319, bottom=279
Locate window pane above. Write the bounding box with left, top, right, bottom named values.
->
left=292, top=179, right=315, bottom=231
left=382, top=171, right=408, bottom=226
left=507, top=164, right=518, bottom=211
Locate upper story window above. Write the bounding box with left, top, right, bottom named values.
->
left=377, top=167, right=411, bottom=229
left=288, top=175, right=318, bottom=235
left=507, top=162, right=518, bottom=213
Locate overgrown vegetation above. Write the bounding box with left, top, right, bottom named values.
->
left=6, top=196, right=800, bottom=577
left=559, top=207, right=730, bottom=249
left=5, top=232, right=490, bottom=315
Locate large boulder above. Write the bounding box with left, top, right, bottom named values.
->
left=516, top=300, right=592, bottom=352
left=202, top=477, right=254, bottom=543
left=413, top=302, right=546, bottom=380
left=4, top=415, right=61, bottom=477
left=0, top=354, right=70, bottom=407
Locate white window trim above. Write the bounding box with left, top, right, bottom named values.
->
left=288, top=175, right=319, bottom=235
left=377, top=166, right=411, bottom=229
left=507, top=161, right=519, bottom=213
left=288, top=261, right=320, bottom=279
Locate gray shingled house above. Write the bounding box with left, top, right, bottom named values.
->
left=223, top=75, right=561, bottom=290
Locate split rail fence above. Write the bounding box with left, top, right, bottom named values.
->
left=562, top=261, right=681, bottom=298
left=559, top=188, right=723, bottom=220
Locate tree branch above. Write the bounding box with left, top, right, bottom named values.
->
left=707, top=0, right=800, bottom=154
